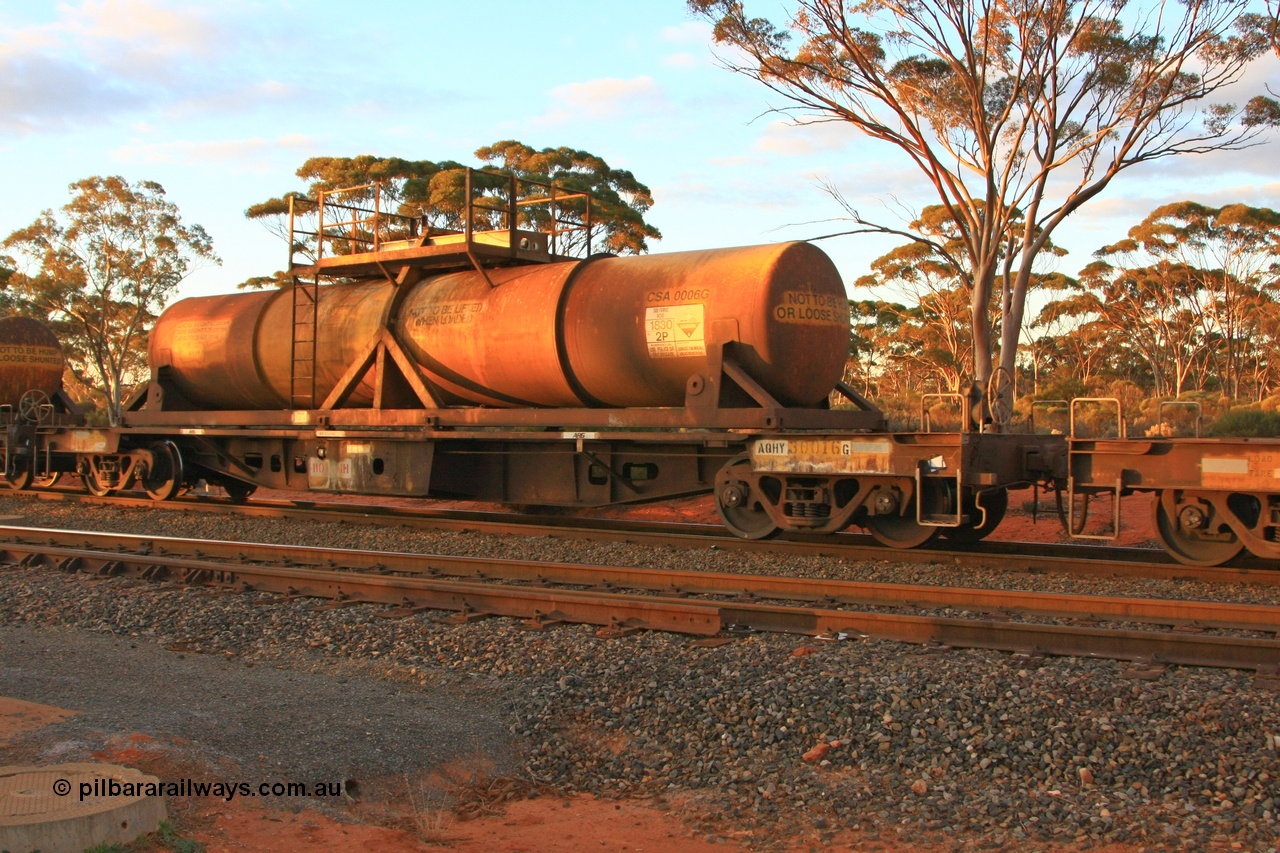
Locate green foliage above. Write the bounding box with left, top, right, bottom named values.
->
left=1037, top=376, right=1089, bottom=403
left=1035, top=199, right=1280, bottom=401
left=2, top=176, right=219, bottom=423
left=476, top=141, right=660, bottom=254
left=1208, top=407, right=1280, bottom=437
left=242, top=142, right=660, bottom=287
left=157, top=818, right=206, bottom=853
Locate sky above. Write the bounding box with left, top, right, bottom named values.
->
left=1, top=0, right=1278, bottom=306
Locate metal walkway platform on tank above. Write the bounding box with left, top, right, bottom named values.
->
left=286, top=167, right=594, bottom=281
left=291, top=229, right=572, bottom=280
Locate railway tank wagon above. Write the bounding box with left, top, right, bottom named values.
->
left=0, top=316, right=83, bottom=489
left=18, top=172, right=1053, bottom=547
left=14, top=171, right=1280, bottom=566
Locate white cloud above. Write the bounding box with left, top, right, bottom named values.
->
left=113, top=134, right=315, bottom=167
left=533, top=76, right=671, bottom=127
left=0, top=46, right=143, bottom=133
left=660, top=21, right=713, bottom=44
left=0, top=1, right=280, bottom=136
left=63, top=0, right=228, bottom=71
left=754, top=119, right=863, bottom=156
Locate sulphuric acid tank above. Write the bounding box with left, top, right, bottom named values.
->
left=0, top=317, right=64, bottom=407
left=148, top=242, right=851, bottom=410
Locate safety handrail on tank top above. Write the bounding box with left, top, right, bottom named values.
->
left=285, top=168, right=596, bottom=275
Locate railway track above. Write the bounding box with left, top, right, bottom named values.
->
left=2, top=525, right=1278, bottom=671
left=11, top=489, right=1280, bottom=586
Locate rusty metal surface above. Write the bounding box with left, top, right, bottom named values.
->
left=148, top=289, right=281, bottom=410
left=1068, top=437, right=1280, bottom=563
left=2, top=528, right=1277, bottom=669
left=561, top=243, right=849, bottom=407
left=10, top=525, right=1276, bottom=633
left=396, top=261, right=582, bottom=406
left=149, top=242, right=853, bottom=413
left=150, top=281, right=393, bottom=410
left=0, top=317, right=64, bottom=409
left=1069, top=437, right=1280, bottom=492
left=124, top=403, right=879, bottom=431
left=296, top=233, right=563, bottom=278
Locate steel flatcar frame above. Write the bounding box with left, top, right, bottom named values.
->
left=13, top=405, right=1063, bottom=546
left=1067, top=434, right=1280, bottom=565
left=12, top=360, right=1280, bottom=566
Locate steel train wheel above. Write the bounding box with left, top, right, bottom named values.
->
left=714, top=456, right=779, bottom=540
left=942, top=487, right=1009, bottom=544
left=81, top=470, right=113, bottom=496
left=866, top=511, right=938, bottom=549
left=1151, top=491, right=1243, bottom=567
left=223, top=480, right=257, bottom=504
left=3, top=456, right=32, bottom=491
left=31, top=472, right=61, bottom=489
left=141, top=441, right=184, bottom=501
left=865, top=480, right=950, bottom=549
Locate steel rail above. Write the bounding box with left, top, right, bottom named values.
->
left=13, top=489, right=1280, bottom=586
left=5, top=526, right=1277, bottom=633
left=2, top=528, right=1278, bottom=670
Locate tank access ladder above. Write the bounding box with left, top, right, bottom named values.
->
left=282, top=169, right=596, bottom=411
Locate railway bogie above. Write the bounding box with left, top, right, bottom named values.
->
left=712, top=430, right=1061, bottom=543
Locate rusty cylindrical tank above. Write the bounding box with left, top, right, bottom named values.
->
left=148, top=242, right=851, bottom=410
left=0, top=317, right=64, bottom=408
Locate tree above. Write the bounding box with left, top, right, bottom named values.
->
left=244, top=142, right=660, bottom=286
left=846, top=297, right=908, bottom=395
left=692, top=0, right=1280, bottom=424
left=856, top=241, right=976, bottom=392
left=1067, top=257, right=1212, bottom=395
left=3, top=177, right=218, bottom=423
left=1122, top=202, right=1280, bottom=398
left=1269, top=1, right=1280, bottom=56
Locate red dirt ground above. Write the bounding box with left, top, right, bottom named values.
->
left=1, top=705, right=1152, bottom=853
left=1, top=707, right=1158, bottom=853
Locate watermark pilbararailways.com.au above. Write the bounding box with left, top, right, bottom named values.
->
left=52, top=776, right=346, bottom=802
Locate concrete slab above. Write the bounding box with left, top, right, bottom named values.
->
left=0, top=762, right=166, bottom=853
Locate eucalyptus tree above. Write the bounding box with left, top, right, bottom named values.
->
left=692, top=0, right=1280, bottom=423
left=3, top=177, right=218, bottom=423
left=1120, top=202, right=1280, bottom=397
left=243, top=141, right=660, bottom=285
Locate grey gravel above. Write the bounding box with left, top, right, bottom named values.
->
left=0, top=623, right=514, bottom=786
left=1, top=493, right=1279, bottom=851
